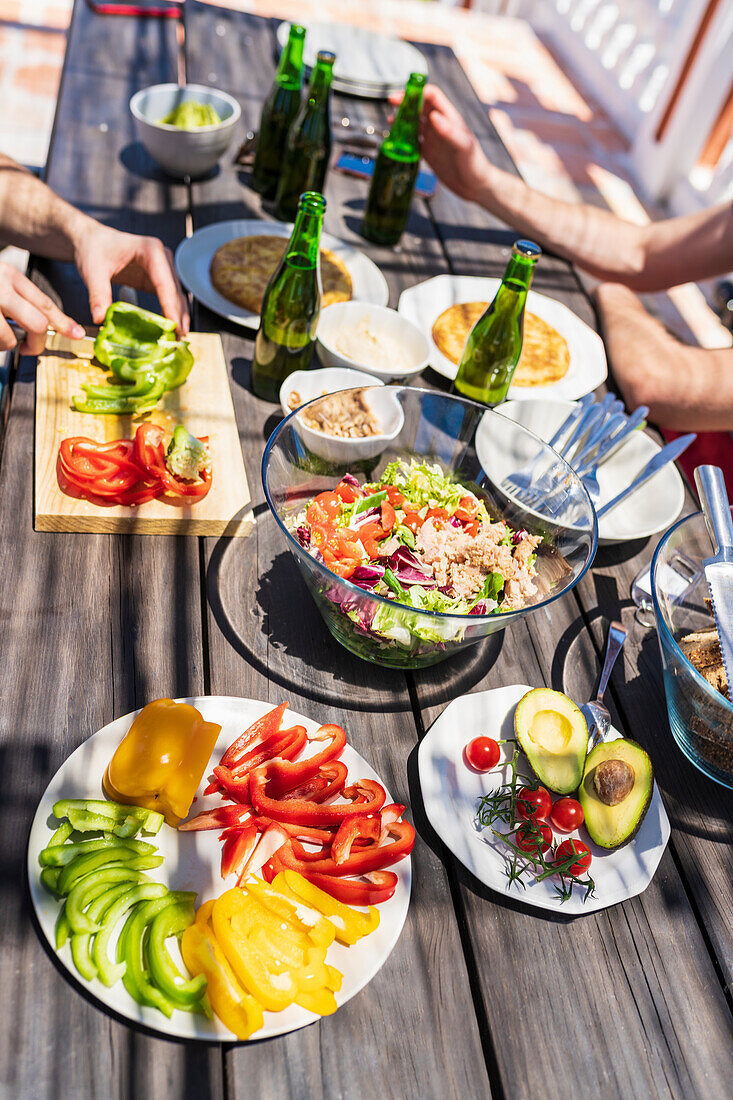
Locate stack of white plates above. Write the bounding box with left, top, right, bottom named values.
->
left=276, top=21, right=428, bottom=99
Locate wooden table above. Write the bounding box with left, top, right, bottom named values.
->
left=2, top=3, right=732, bottom=1097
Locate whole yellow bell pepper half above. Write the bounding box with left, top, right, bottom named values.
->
left=103, top=698, right=221, bottom=827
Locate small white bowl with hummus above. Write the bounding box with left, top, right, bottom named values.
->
left=316, top=302, right=429, bottom=381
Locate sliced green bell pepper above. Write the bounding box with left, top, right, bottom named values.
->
left=52, top=799, right=164, bottom=835
left=118, top=896, right=180, bottom=1016
left=58, top=848, right=163, bottom=895
left=41, top=835, right=155, bottom=870
left=66, top=866, right=151, bottom=934
left=92, top=882, right=169, bottom=986
left=69, top=881, right=137, bottom=981
left=146, top=894, right=207, bottom=1007
left=40, top=867, right=61, bottom=895
left=55, top=907, right=71, bottom=950
left=48, top=820, right=73, bottom=847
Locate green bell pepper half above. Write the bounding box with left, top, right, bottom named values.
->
left=93, top=302, right=177, bottom=367
left=92, top=882, right=169, bottom=986
left=146, top=895, right=207, bottom=1007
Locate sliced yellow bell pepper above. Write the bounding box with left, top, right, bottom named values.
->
left=242, top=876, right=335, bottom=948
left=180, top=920, right=263, bottom=1040
left=103, top=699, right=221, bottom=827
left=294, top=986, right=338, bottom=1016
left=212, top=889, right=302, bottom=1012
left=275, top=870, right=380, bottom=945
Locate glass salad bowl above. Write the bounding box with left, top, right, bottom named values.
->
left=262, top=386, right=598, bottom=669
left=652, top=509, right=733, bottom=789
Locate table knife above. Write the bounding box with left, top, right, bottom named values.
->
left=596, top=433, right=696, bottom=518
left=693, top=464, right=733, bottom=690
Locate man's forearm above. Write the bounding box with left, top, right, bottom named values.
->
left=0, top=154, right=92, bottom=261
left=595, top=283, right=733, bottom=430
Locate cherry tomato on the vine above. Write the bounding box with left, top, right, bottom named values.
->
left=515, top=823, right=552, bottom=855
left=464, top=736, right=501, bottom=772
left=555, top=839, right=592, bottom=876
left=550, top=797, right=585, bottom=833
left=516, top=786, right=552, bottom=822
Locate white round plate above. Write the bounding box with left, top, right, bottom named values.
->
left=276, top=21, right=427, bottom=93
left=418, top=684, right=669, bottom=915
left=175, top=221, right=389, bottom=329
left=496, top=399, right=685, bottom=544
left=28, top=697, right=411, bottom=1041
left=398, top=274, right=607, bottom=400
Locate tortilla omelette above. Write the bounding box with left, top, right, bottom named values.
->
left=210, top=234, right=353, bottom=314
left=431, top=301, right=571, bottom=387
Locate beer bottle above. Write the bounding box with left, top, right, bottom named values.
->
left=454, top=240, right=542, bottom=406
left=361, top=72, right=426, bottom=246
left=251, top=192, right=325, bottom=402
left=250, top=24, right=306, bottom=199
left=274, top=52, right=335, bottom=222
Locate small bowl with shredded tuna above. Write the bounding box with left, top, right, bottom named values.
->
left=288, top=385, right=405, bottom=463
left=263, top=387, right=598, bottom=669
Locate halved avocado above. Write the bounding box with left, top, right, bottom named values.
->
left=514, top=688, right=588, bottom=794
left=578, top=739, right=653, bottom=849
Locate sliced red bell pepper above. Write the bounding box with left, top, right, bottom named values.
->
left=252, top=816, right=337, bottom=846
left=229, top=725, right=307, bottom=777
left=179, top=804, right=254, bottom=832
left=331, top=814, right=381, bottom=865
left=211, top=765, right=254, bottom=805
left=220, top=825, right=259, bottom=879
left=220, top=702, right=288, bottom=767
left=250, top=767, right=385, bottom=827
left=264, top=724, right=347, bottom=797
left=279, top=762, right=347, bottom=805
left=263, top=859, right=397, bottom=905
left=261, top=821, right=413, bottom=878
left=380, top=500, right=396, bottom=533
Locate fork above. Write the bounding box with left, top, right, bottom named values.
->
left=580, top=620, right=627, bottom=747
left=577, top=406, right=649, bottom=501
left=500, top=394, right=593, bottom=500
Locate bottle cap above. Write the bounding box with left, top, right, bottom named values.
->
left=407, top=72, right=427, bottom=87
left=289, top=24, right=306, bottom=39
left=513, top=240, right=542, bottom=259
left=316, top=50, right=336, bottom=64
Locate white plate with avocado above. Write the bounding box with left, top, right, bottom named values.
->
left=417, top=684, right=670, bottom=915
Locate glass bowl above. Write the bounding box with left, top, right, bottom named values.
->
left=262, top=386, right=598, bottom=669
left=652, top=509, right=733, bottom=789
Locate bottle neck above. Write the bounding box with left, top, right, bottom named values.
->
left=276, top=30, right=305, bottom=90
left=286, top=204, right=324, bottom=269
left=306, top=62, right=334, bottom=110
left=385, top=80, right=424, bottom=156
left=501, top=252, right=536, bottom=295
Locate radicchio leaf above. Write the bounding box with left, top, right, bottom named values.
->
left=296, top=525, right=311, bottom=548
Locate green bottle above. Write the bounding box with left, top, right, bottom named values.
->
left=250, top=24, right=306, bottom=199
left=361, top=72, right=426, bottom=246
left=251, top=192, right=325, bottom=402
left=274, top=52, right=335, bottom=222
left=454, top=240, right=542, bottom=406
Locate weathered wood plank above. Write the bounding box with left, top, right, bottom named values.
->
left=0, top=4, right=222, bottom=1098
left=184, top=6, right=493, bottom=1097
left=409, top=41, right=733, bottom=1099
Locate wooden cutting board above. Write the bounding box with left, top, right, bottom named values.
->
left=35, top=330, right=254, bottom=536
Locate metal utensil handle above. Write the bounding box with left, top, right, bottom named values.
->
left=592, top=405, right=649, bottom=469
left=597, top=620, right=627, bottom=703
left=694, top=465, right=733, bottom=556
left=596, top=434, right=696, bottom=518
left=561, top=403, right=604, bottom=459
left=548, top=393, right=593, bottom=450
left=575, top=412, right=626, bottom=473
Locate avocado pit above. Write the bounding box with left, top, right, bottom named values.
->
left=593, top=758, right=634, bottom=806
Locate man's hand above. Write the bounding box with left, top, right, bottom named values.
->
left=72, top=222, right=190, bottom=336
left=0, top=261, right=85, bottom=355
left=391, top=84, right=491, bottom=204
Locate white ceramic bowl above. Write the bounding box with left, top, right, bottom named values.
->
left=316, top=302, right=430, bottom=382
left=279, top=366, right=384, bottom=418
left=129, top=83, right=241, bottom=179
left=287, top=383, right=405, bottom=464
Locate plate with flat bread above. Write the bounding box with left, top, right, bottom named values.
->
left=398, top=274, right=607, bottom=401
left=176, top=220, right=389, bottom=329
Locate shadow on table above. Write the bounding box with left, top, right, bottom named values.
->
left=206, top=525, right=504, bottom=711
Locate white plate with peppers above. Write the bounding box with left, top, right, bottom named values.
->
left=417, top=684, right=670, bottom=914
left=28, top=697, right=412, bottom=1041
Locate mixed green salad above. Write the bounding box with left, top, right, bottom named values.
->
left=291, top=459, right=542, bottom=659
